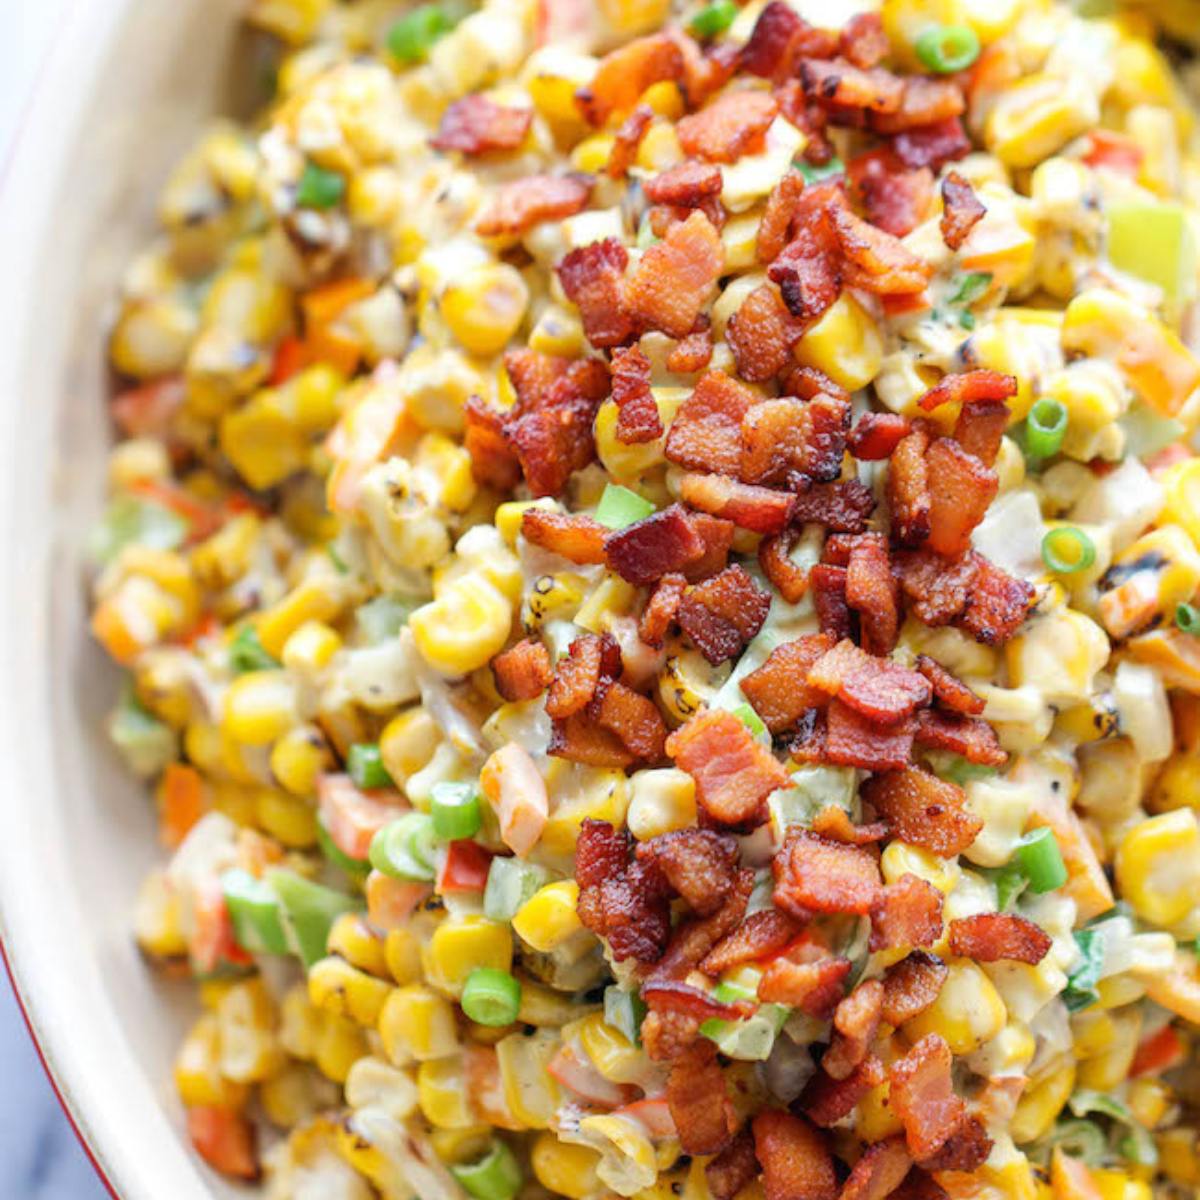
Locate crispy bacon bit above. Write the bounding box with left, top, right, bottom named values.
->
left=873, top=78, right=965, bottom=135
left=953, top=398, right=1008, bottom=468
left=948, top=913, right=1053, bottom=965
left=758, top=172, right=806, bottom=264
left=550, top=713, right=634, bottom=768
left=558, top=239, right=635, bottom=350
left=784, top=364, right=850, bottom=405
left=464, top=396, right=521, bottom=490
left=684, top=512, right=736, bottom=581
left=707, top=1130, right=759, bottom=1200
left=759, top=527, right=811, bottom=604
left=774, top=829, right=882, bottom=916
left=625, top=210, right=724, bottom=339
left=521, top=508, right=608, bottom=564
left=888, top=425, right=931, bottom=546
left=925, top=438, right=998, bottom=558
left=893, top=116, right=971, bottom=171
left=916, top=709, right=1007, bottom=767
left=939, top=171, right=986, bottom=251
left=959, top=552, right=1033, bottom=645
left=811, top=564, right=852, bottom=641
left=769, top=224, right=843, bottom=323
left=546, top=633, right=622, bottom=719
left=793, top=480, right=876, bottom=533
left=919, top=1115, right=992, bottom=1173
left=916, top=655, right=985, bottom=716
left=678, top=90, right=779, bottom=163
left=918, top=369, right=1017, bottom=413
left=644, top=979, right=755, bottom=1022
left=476, top=173, right=592, bottom=237
left=652, top=867, right=755, bottom=982
left=680, top=473, right=796, bottom=534
left=753, top=1111, right=838, bottom=1200
left=668, top=327, right=714, bottom=374
left=667, top=1040, right=738, bottom=1155
left=889, top=1035, right=965, bottom=1162
left=759, top=949, right=852, bottom=1016
left=727, top=283, right=808, bottom=382
left=610, top=344, right=662, bottom=443
left=800, top=1056, right=885, bottom=1129
left=831, top=205, right=933, bottom=295
left=841, top=1136, right=913, bottom=1200
left=862, top=768, right=982, bottom=857
left=607, top=104, right=654, bottom=179
left=823, top=979, right=884, bottom=1081
left=740, top=634, right=833, bottom=734
left=808, top=639, right=931, bottom=725
left=840, top=12, right=889, bottom=69
left=701, top=910, right=803, bottom=976
left=491, top=638, right=551, bottom=702
left=846, top=534, right=900, bottom=655
left=431, top=94, right=533, bottom=154
left=577, top=34, right=684, bottom=126
left=801, top=59, right=904, bottom=113
left=882, top=951, right=948, bottom=1027
left=645, top=160, right=724, bottom=206
left=894, top=548, right=972, bottom=625
left=668, top=709, right=790, bottom=826
left=742, top=394, right=850, bottom=487
left=605, top=503, right=705, bottom=586
left=592, top=681, right=668, bottom=763
left=870, top=874, right=944, bottom=952
left=638, top=829, right=738, bottom=917
left=679, top=564, right=772, bottom=665
left=849, top=148, right=933, bottom=238
left=667, top=370, right=759, bottom=474
left=849, top=411, right=910, bottom=460
left=811, top=806, right=887, bottom=845
left=642, top=1007, right=703, bottom=1061
left=894, top=1171, right=949, bottom=1200
left=825, top=701, right=916, bottom=771
left=741, top=3, right=821, bottom=80
left=639, top=573, right=687, bottom=648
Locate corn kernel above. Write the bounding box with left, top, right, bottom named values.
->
left=255, top=788, right=318, bottom=847
left=1116, top=808, right=1200, bottom=927
left=309, top=956, right=394, bottom=1027
left=222, top=671, right=297, bottom=746
left=418, top=1057, right=476, bottom=1129
left=880, top=841, right=959, bottom=895
left=378, top=984, right=459, bottom=1063
left=577, top=1012, right=645, bottom=1085
left=270, top=725, right=330, bottom=797
left=281, top=620, right=341, bottom=673
left=533, top=1132, right=604, bottom=1200
left=904, top=959, right=1006, bottom=1054
left=175, top=1014, right=249, bottom=1109
left=314, top=1011, right=368, bottom=1084
left=1012, top=1059, right=1075, bottom=1144
left=328, top=913, right=388, bottom=978
left=384, top=927, right=423, bottom=986
left=792, top=293, right=882, bottom=392
left=409, top=574, right=512, bottom=677
left=514, top=881, right=584, bottom=953
left=425, top=915, right=513, bottom=996
left=627, top=768, right=697, bottom=839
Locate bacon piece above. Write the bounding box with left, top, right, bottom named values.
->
left=667, top=1040, right=738, bottom=1155
left=882, top=952, right=948, bottom=1027
left=431, top=95, right=532, bottom=154
left=610, top=344, right=662, bottom=443
left=666, top=370, right=759, bottom=474
left=668, top=709, right=790, bottom=826
left=774, top=829, right=882, bottom=917
left=870, top=874, right=944, bottom=952
left=846, top=534, right=900, bottom=655
left=916, top=709, right=1006, bottom=767
left=793, top=480, right=876, bottom=534
left=811, top=564, right=852, bottom=641
left=782, top=366, right=850, bottom=407
left=758, top=171, right=807, bottom=264
left=939, top=171, right=986, bottom=251
left=759, top=950, right=852, bottom=1016
left=638, top=829, right=738, bottom=916
left=740, top=634, right=833, bottom=734
left=849, top=148, right=934, bottom=238
left=592, top=681, right=668, bottom=763
left=888, top=425, right=931, bottom=546
left=678, top=90, right=779, bottom=164
left=862, top=768, right=982, bottom=857
left=753, top=1111, right=837, bottom=1200
left=727, top=283, right=808, bottom=382
left=504, top=347, right=571, bottom=403
left=894, top=548, right=972, bottom=625
left=641, top=1007, right=703, bottom=1061
left=645, top=160, right=724, bottom=206
left=769, top=228, right=842, bottom=323
left=801, top=59, right=904, bottom=113
left=639, top=573, right=687, bottom=648
left=652, top=866, right=755, bottom=984
left=741, top=394, right=851, bottom=487
left=607, top=104, right=654, bottom=179
left=577, top=34, right=684, bottom=126
left=759, top=527, right=811, bottom=605
left=948, top=913, right=1052, bottom=965
left=822, top=978, right=884, bottom=1081
left=644, top=978, right=755, bottom=1022
left=683, top=512, right=736, bottom=582
left=919, top=1116, right=992, bottom=1173
left=546, top=633, right=622, bottom=719
left=668, top=328, right=714, bottom=374
left=679, top=564, right=771, bottom=665
left=625, top=210, right=724, bottom=338
left=680, top=473, right=796, bottom=534
left=491, top=638, right=551, bottom=703
left=916, top=655, right=984, bottom=716
left=925, top=438, right=998, bottom=558
left=605, top=503, right=705, bottom=586
left=464, top=396, right=521, bottom=490
left=893, top=116, right=971, bottom=171
left=849, top=412, right=909, bottom=461
left=831, top=206, right=933, bottom=295
left=558, top=239, right=635, bottom=350
left=841, top=1136, right=913, bottom=1200
left=707, top=1130, right=759, bottom=1200
left=741, top=3, right=838, bottom=80
left=873, top=78, right=965, bottom=135
left=800, top=1056, right=885, bottom=1128
left=701, top=909, right=803, bottom=975
left=476, top=173, right=592, bottom=237
left=840, top=12, right=888, bottom=69
left=952, top=398, right=1008, bottom=468
left=550, top=713, right=634, bottom=768
left=893, top=1172, right=949, bottom=1200
left=808, top=640, right=931, bottom=725
left=811, top=806, right=887, bottom=845
left=825, top=701, right=916, bottom=771
left=959, top=552, right=1033, bottom=645
left=521, top=508, right=608, bottom=564
left=918, top=369, right=1017, bottom=413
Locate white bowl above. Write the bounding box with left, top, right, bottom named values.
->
left=0, top=1, right=249, bottom=1195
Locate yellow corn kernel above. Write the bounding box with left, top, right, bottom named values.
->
left=217, top=977, right=283, bottom=1085
left=256, top=788, right=318, bottom=848
left=1012, top=1059, right=1075, bottom=1144
left=259, top=1062, right=328, bottom=1129
left=219, top=389, right=310, bottom=491
left=425, top=915, right=514, bottom=996
left=792, top=293, right=882, bottom=392
left=1099, top=525, right=1200, bottom=640
left=1006, top=608, right=1109, bottom=705
left=528, top=305, right=585, bottom=359
left=1094, top=973, right=1147, bottom=1010
left=191, top=513, right=260, bottom=590
left=1127, top=1078, right=1171, bottom=1131
left=496, top=1029, right=561, bottom=1129
left=133, top=868, right=188, bottom=959
left=517, top=979, right=579, bottom=1028
left=384, top=927, right=423, bottom=987
left=636, top=121, right=683, bottom=171
left=1116, top=807, right=1200, bottom=927
left=598, top=0, right=670, bottom=35
left=281, top=620, right=341, bottom=673
left=110, top=297, right=198, bottom=380
left=270, top=726, right=330, bottom=797
left=345, top=1056, right=419, bottom=1121
left=1128, top=104, right=1179, bottom=196
left=328, top=913, right=388, bottom=978
left=880, top=841, right=959, bottom=895
left=496, top=498, right=556, bottom=547
left=409, top=574, right=512, bottom=677
left=1040, top=363, right=1125, bottom=462
left=577, top=1113, right=658, bottom=1195
left=539, top=767, right=629, bottom=859
left=986, top=73, right=1099, bottom=169
left=627, top=768, right=697, bottom=840
left=257, top=581, right=344, bottom=660
left=415, top=432, right=476, bottom=513
left=430, top=1126, right=494, bottom=1167
left=574, top=575, right=639, bottom=635
left=246, top=0, right=331, bottom=43
left=904, top=959, right=1006, bottom=1054
left=1160, top=458, right=1200, bottom=548
left=309, top=956, right=394, bottom=1027
left=971, top=1021, right=1036, bottom=1076
left=1151, top=751, right=1200, bottom=814
left=1158, top=1127, right=1200, bottom=1185
left=222, top=671, right=297, bottom=746
left=440, top=264, right=529, bottom=358
left=314, top=1011, right=368, bottom=1085
left=513, top=881, right=583, bottom=953
left=577, top=1012, right=645, bottom=1085
left=1072, top=1009, right=1118, bottom=1061
left=533, top=1132, right=604, bottom=1200
left=210, top=781, right=258, bottom=825
left=572, top=133, right=617, bottom=173
left=522, top=571, right=586, bottom=629
left=279, top=983, right=322, bottom=1061
left=379, top=984, right=460, bottom=1063
left=378, top=707, right=438, bottom=789
left=856, top=1079, right=903, bottom=1143
left=418, top=1057, right=476, bottom=1130
left=1092, top=1170, right=1152, bottom=1200
left=175, top=1014, right=249, bottom=1109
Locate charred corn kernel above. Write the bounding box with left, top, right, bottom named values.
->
left=578, top=1012, right=645, bottom=1084
left=497, top=498, right=557, bottom=547
left=415, top=432, right=476, bottom=513
left=256, top=788, right=318, bottom=847
left=905, top=959, right=1006, bottom=1054
left=627, top=768, right=697, bottom=840
left=1100, top=526, right=1200, bottom=640
left=345, top=1056, right=419, bottom=1121
left=1006, top=608, right=1109, bottom=705
left=280, top=983, right=323, bottom=1061
left=440, top=264, right=529, bottom=358
left=175, top=1014, right=249, bottom=1109
left=417, top=1057, right=475, bottom=1130
left=133, top=868, right=188, bottom=959
left=986, top=73, right=1099, bottom=169
left=1012, top=1059, right=1075, bottom=1144
left=270, top=726, right=330, bottom=797
left=260, top=1062, right=331, bottom=1129
left=1116, top=808, right=1200, bottom=927
left=309, top=956, right=394, bottom=1027
left=328, top=913, right=388, bottom=978
left=257, top=582, right=344, bottom=660
left=496, top=1029, right=560, bottom=1129
left=533, top=1133, right=603, bottom=1200
left=281, top=620, right=341, bottom=674
left=539, top=767, right=629, bottom=858
left=378, top=708, right=438, bottom=788
left=410, top=574, right=512, bottom=676
left=222, top=671, right=297, bottom=745
left=425, top=915, right=513, bottom=996
left=856, top=1080, right=903, bottom=1142
left=314, top=1011, right=368, bottom=1084
left=1127, top=1078, right=1171, bottom=1130
left=513, top=881, right=583, bottom=952
left=379, top=984, right=459, bottom=1063
left=384, top=927, right=423, bottom=986
left=191, top=514, right=260, bottom=590
left=522, top=571, right=586, bottom=628
left=880, top=841, right=959, bottom=895
left=636, top=121, right=682, bottom=171
left=574, top=575, right=639, bottom=634
left=792, top=293, right=882, bottom=392
left=1158, top=1127, right=1200, bottom=1184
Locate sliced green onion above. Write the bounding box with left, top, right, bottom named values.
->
left=222, top=868, right=290, bottom=956
left=1062, top=928, right=1104, bottom=1012
left=689, top=0, right=738, bottom=38
left=797, top=155, right=845, bottom=185
left=483, top=856, right=548, bottom=922
left=914, top=23, right=980, bottom=73
left=370, top=814, right=437, bottom=882
left=107, top=690, right=177, bottom=779
left=603, top=986, right=646, bottom=1045
left=387, top=4, right=453, bottom=64
left=1177, top=603, right=1200, bottom=635
left=316, top=816, right=370, bottom=878
left=461, top=967, right=522, bottom=1027
left=700, top=1004, right=789, bottom=1061
left=713, top=978, right=758, bottom=1005
left=1026, top=398, right=1068, bottom=459
left=355, top=593, right=420, bottom=643
left=453, top=1141, right=523, bottom=1200
left=1068, top=1090, right=1157, bottom=1166
left=229, top=625, right=280, bottom=674
left=595, top=483, right=655, bottom=529
left=295, top=161, right=345, bottom=210
left=1039, top=1118, right=1106, bottom=1167
left=1041, top=526, right=1096, bottom=575
left=267, top=868, right=361, bottom=968
left=347, top=743, right=394, bottom=790
left=994, top=861, right=1027, bottom=912
left=926, top=750, right=999, bottom=786
left=430, top=780, right=482, bottom=841
left=89, top=494, right=187, bottom=564
left=732, top=702, right=768, bottom=741
left=1014, top=827, right=1068, bottom=894
left=947, top=271, right=993, bottom=306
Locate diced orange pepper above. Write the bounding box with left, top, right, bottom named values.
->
left=1130, top=1023, right=1185, bottom=1077
left=186, top=1105, right=259, bottom=1181
left=1050, top=1148, right=1102, bottom=1200
left=91, top=598, right=144, bottom=666
left=1142, top=950, right=1200, bottom=1025
left=301, top=277, right=375, bottom=328
left=269, top=334, right=309, bottom=385
left=158, top=762, right=207, bottom=849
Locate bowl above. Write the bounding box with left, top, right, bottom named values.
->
left=0, top=1, right=250, bottom=1195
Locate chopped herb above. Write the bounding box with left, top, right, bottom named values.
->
left=797, top=155, right=845, bottom=185
left=387, top=4, right=454, bottom=64
left=295, top=162, right=345, bottom=210
left=1062, top=928, right=1104, bottom=1011
left=947, top=271, right=993, bottom=306
left=229, top=625, right=280, bottom=673
left=689, top=0, right=738, bottom=39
